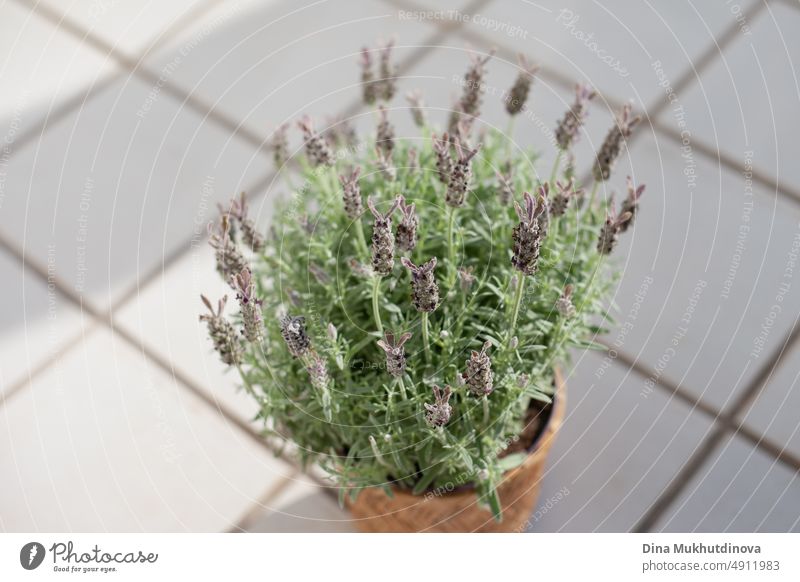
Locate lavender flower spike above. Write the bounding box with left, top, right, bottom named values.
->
left=367, top=196, right=401, bottom=276
left=425, top=385, right=453, bottom=427
left=297, top=115, right=335, bottom=167
left=339, top=166, right=364, bottom=221
left=446, top=138, right=481, bottom=208
left=378, top=38, right=397, bottom=101
left=279, top=314, right=311, bottom=358
left=375, top=146, right=396, bottom=182
left=208, top=214, right=248, bottom=281
left=619, top=176, right=645, bottom=232
left=232, top=268, right=264, bottom=343
left=376, top=105, right=395, bottom=157
left=512, top=191, right=546, bottom=276
left=597, top=195, right=632, bottom=255
left=270, top=122, right=290, bottom=169
left=394, top=195, right=418, bottom=252
left=593, top=103, right=641, bottom=182
left=554, top=84, right=596, bottom=152
left=505, top=53, right=539, bottom=116
left=401, top=256, right=439, bottom=313
left=432, top=132, right=454, bottom=185
left=464, top=341, right=494, bottom=397
left=230, top=192, right=265, bottom=253
left=459, top=48, right=495, bottom=119
left=550, top=178, right=583, bottom=217
left=496, top=164, right=513, bottom=206
left=556, top=284, right=576, bottom=318
left=360, top=47, right=378, bottom=105
left=376, top=330, right=413, bottom=378
left=405, top=89, right=427, bottom=128
left=200, top=295, right=243, bottom=366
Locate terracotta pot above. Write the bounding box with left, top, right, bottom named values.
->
left=347, top=370, right=566, bottom=532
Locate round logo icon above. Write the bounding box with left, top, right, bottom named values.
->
left=20, top=542, right=46, bottom=570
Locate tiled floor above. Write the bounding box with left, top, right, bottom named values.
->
left=1, top=0, right=798, bottom=532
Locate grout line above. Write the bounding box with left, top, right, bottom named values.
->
left=653, top=119, right=800, bottom=206
left=15, top=0, right=268, bottom=150
left=0, top=322, right=100, bottom=409
left=608, top=342, right=800, bottom=472
left=633, top=319, right=800, bottom=531
left=227, top=467, right=301, bottom=533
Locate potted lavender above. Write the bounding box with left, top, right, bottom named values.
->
left=200, top=43, right=643, bottom=532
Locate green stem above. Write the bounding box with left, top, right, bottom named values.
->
left=588, top=180, right=600, bottom=209
left=508, top=274, right=526, bottom=347
left=354, top=219, right=369, bottom=258
left=372, top=276, right=383, bottom=335
left=421, top=311, right=432, bottom=364
left=549, top=150, right=562, bottom=185
left=504, top=116, right=516, bottom=160
left=482, top=396, right=490, bottom=426
left=447, top=206, right=457, bottom=285
left=397, top=376, right=408, bottom=400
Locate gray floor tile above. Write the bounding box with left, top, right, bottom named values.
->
left=656, top=2, right=800, bottom=195
left=607, top=133, right=800, bottom=410
left=0, top=327, right=293, bottom=532
left=142, top=0, right=462, bottom=138
left=737, top=341, right=800, bottom=459
left=0, top=250, right=83, bottom=397
left=0, top=74, right=269, bottom=311
left=451, top=0, right=757, bottom=109
left=654, top=432, right=800, bottom=532
left=525, top=351, right=712, bottom=532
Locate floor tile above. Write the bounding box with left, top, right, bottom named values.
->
left=606, top=133, right=800, bottom=410
left=142, top=0, right=457, bottom=139
left=0, top=1, right=118, bottom=138
left=452, top=0, right=757, bottom=109
left=240, top=474, right=357, bottom=532
left=0, top=73, right=270, bottom=311
left=113, top=240, right=271, bottom=425
left=0, top=249, right=83, bottom=398
left=737, top=341, right=800, bottom=459
left=657, top=2, right=800, bottom=195
left=33, top=0, right=219, bottom=58
left=524, top=351, right=712, bottom=532
left=0, top=327, right=293, bottom=532
left=654, top=432, right=800, bottom=532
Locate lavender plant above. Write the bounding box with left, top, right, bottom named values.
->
left=200, top=46, right=645, bottom=520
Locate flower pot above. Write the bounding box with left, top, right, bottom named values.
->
left=347, top=370, right=566, bottom=532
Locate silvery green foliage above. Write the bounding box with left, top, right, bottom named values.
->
left=200, top=47, right=643, bottom=520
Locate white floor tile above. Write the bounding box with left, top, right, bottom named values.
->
left=608, top=133, right=800, bottom=410
left=0, top=250, right=83, bottom=398
left=657, top=2, right=800, bottom=194
left=33, top=0, right=218, bottom=58
left=526, top=351, right=712, bottom=532
left=452, top=0, right=757, bottom=109
left=0, top=74, right=269, bottom=311
left=0, top=1, right=118, bottom=138
left=737, top=342, right=800, bottom=459
left=113, top=244, right=267, bottom=425
left=0, top=327, right=293, bottom=532
left=142, top=0, right=458, bottom=137
left=654, top=433, right=800, bottom=532
left=241, top=474, right=357, bottom=532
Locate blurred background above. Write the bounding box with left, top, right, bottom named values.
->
left=1, top=0, right=799, bottom=532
